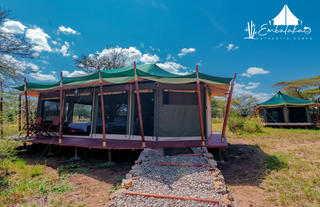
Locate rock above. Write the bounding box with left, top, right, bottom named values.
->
left=207, top=159, right=217, bottom=168
left=121, top=178, right=134, bottom=189
left=206, top=152, right=213, bottom=159
left=221, top=194, right=232, bottom=207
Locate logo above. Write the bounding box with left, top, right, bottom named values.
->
left=244, top=4, right=312, bottom=40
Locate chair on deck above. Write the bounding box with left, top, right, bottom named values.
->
left=29, top=117, right=46, bottom=136
left=45, top=117, right=60, bottom=137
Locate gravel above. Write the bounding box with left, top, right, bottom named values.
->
left=108, top=148, right=238, bottom=207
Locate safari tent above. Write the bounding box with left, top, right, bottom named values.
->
left=13, top=63, right=236, bottom=149
left=256, top=91, right=319, bottom=127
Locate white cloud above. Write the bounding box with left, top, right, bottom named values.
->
left=1, top=19, right=26, bottom=34
left=0, top=54, right=39, bottom=74
left=166, top=54, right=176, bottom=61
left=226, top=43, right=239, bottom=51
left=245, top=82, right=260, bottom=89
left=26, top=27, right=52, bottom=53
left=216, top=42, right=224, bottom=48
left=51, top=40, right=58, bottom=45
left=58, top=25, right=80, bottom=35
left=241, top=67, right=270, bottom=77
left=234, top=82, right=270, bottom=101
left=178, top=48, right=196, bottom=57
left=140, top=54, right=159, bottom=64
left=30, top=71, right=57, bottom=81
left=96, top=46, right=161, bottom=66
left=156, top=62, right=189, bottom=75
left=55, top=41, right=70, bottom=56
left=62, top=70, right=87, bottom=77
left=72, top=55, right=78, bottom=59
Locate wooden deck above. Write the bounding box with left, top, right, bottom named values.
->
left=27, top=133, right=227, bottom=149
left=262, top=122, right=320, bottom=127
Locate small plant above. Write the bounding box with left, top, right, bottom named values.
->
left=98, top=162, right=115, bottom=168
left=109, top=183, right=122, bottom=193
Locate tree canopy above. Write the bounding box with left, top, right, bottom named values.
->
left=0, top=9, right=33, bottom=83
left=274, top=75, right=320, bottom=100
left=75, top=46, right=129, bottom=73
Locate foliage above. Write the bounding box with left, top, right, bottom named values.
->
left=0, top=9, right=34, bottom=83
left=231, top=94, right=259, bottom=116
left=75, top=46, right=129, bottom=73
left=228, top=115, right=263, bottom=134
left=211, top=97, right=225, bottom=118
left=0, top=139, right=72, bottom=206
left=274, top=75, right=320, bottom=99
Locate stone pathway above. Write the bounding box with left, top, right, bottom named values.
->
left=107, top=148, right=237, bottom=207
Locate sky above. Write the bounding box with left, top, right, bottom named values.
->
left=1, top=0, right=319, bottom=101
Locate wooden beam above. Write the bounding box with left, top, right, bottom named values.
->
left=196, top=65, right=205, bottom=146
left=317, top=99, right=319, bottom=122
left=134, top=61, right=146, bottom=148
left=125, top=191, right=219, bottom=204
left=59, top=72, right=63, bottom=144
left=221, top=73, right=236, bottom=142
left=0, top=80, right=3, bottom=138
left=18, top=94, right=21, bottom=132
left=98, top=66, right=107, bottom=147
left=24, top=77, right=29, bottom=141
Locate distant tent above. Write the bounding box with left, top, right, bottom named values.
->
left=256, top=91, right=319, bottom=127
left=272, top=4, right=300, bottom=26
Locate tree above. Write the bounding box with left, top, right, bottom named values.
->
left=231, top=94, right=259, bottom=116
left=211, top=97, right=225, bottom=118
left=274, top=75, right=320, bottom=100
left=0, top=9, right=33, bottom=83
left=75, top=46, right=129, bottom=73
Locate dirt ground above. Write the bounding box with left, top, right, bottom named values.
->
left=19, top=145, right=139, bottom=207
left=19, top=141, right=270, bottom=207
left=216, top=138, right=271, bottom=207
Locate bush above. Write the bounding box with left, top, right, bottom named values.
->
left=228, top=115, right=245, bottom=133
left=228, top=115, right=263, bottom=134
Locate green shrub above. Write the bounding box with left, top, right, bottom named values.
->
left=243, top=116, right=263, bottom=133
left=228, top=115, right=263, bottom=134
left=228, top=115, right=245, bottom=133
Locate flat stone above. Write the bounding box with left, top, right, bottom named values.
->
left=207, top=159, right=217, bottom=168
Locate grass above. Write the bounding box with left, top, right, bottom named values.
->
left=214, top=121, right=320, bottom=206
left=0, top=139, right=72, bottom=206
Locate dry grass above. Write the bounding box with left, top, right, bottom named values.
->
left=213, top=122, right=320, bottom=206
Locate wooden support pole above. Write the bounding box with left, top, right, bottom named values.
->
left=317, top=99, right=319, bottom=122
left=18, top=94, right=21, bottom=132
left=134, top=61, right=146, bottom=148
left=196, top=65, right=205, bottom=146
left=24, top=77, right=29, bottom=141
left=59, top=72, right=63, bottom=144
left=125, top=191, right=219, bottom=204
left=98, top=66, right=107, bottom=147
left=0, top=80, right=3, bottom=138
left=221, top=73, right=236, bottom=142
left=283, top=105, right=289, bottom=124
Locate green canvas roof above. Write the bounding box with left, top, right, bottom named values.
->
left=14, top=63, right=233, bottom=97
left=258, top=91, right=315, bottom=107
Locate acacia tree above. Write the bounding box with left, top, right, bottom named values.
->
left=75, top=46, right=129, bottom=73
left=274, top=75, right=320, bottom=100
left=231, top=94, right=259, bottom=116
left=0, top=9, right=33, bottom=83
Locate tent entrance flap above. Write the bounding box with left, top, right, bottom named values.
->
left=134, top=92, right=154, bottom=136
left=288, top=107, right=308, bottom=123
left=266, top=107, right=285, bottom=123
left=96, top=93, right=128, bottom=135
